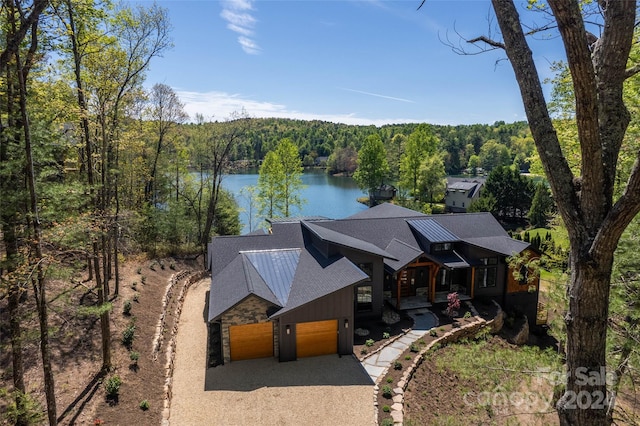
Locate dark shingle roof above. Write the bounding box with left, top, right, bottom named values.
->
left=303, top=221, right=397, bottom=260
left=384, top=238, right=423, bottom=272
left=345, top=203, right=426, bottom=220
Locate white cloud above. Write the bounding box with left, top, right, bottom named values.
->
left=220, top=0, right=260, bottom=54
left=175, top=90, right=425, bottom=126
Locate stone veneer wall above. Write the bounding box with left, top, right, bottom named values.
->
left=220, top=295, right=279, bottom=363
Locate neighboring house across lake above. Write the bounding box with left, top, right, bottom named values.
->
left=444, top=177, right=486, bottom=213
left=206, top=203, right=538, bottom=366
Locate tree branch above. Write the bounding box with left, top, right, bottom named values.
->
left=467, top=35, right=505, bottom=50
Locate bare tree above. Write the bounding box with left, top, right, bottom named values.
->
left=438, top=1, right=640, bottom=424
left=144, top=83, right=188, bottom=204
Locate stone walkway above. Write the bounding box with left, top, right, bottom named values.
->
left=360, top=308, right=438, bottom=383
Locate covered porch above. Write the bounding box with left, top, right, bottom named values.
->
left=384, top=256, right=475, bottom=311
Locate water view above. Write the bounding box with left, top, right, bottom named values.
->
left=221, top=169, right=368, bottom=234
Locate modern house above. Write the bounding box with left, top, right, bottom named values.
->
left=444, top=177, right=485, bottom=212
left=206, top=203, right=539, bottom=366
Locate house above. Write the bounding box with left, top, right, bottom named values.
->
left=206, top=203, right=539, bottom=366
left=444, top=177, right=485, bottom=212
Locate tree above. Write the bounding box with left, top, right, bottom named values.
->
left=418, top=153, right=447, bottom=205
left=477, top=166, right=534, bottom=221
left=353, top=134, right=389, bottom=206
left=457, top=1, right=640, bottom=424
left=144, top=83, right=188, bottom=204
left=257, top=151, right=284, bottom=219
left=257, top=138, right=305, bottom=218
left=528, top=182, right=554, bottom=228
left=478, top=139, right=511, bottom=171
left=399, top=124, right=438, bottom=199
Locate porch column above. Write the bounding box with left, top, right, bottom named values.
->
left=431, top=266, right=440, bottom=303
left=470, top=267, right=475, bottom=298
left=396, top=273, right=402, bottom=310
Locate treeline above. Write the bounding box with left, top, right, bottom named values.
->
left=209, top=117, right=533, bottom=176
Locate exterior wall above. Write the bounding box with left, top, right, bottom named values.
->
left=460, top=245, right=506, bottom=299
left=219, top=295, right=279, bottom=363
left=278, top=286, right=355, bottom=361
left=504, top=248, right=540, bottom=328
left=334, top=246, right=384, bottom=319
left=445, top=190, right=471, bottom=212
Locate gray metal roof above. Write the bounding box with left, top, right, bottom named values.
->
left=407, top=219, right=460, bottom=243
left=243, top=249, right=300, bottom=305
left=429, top=250, right=470, bottom=269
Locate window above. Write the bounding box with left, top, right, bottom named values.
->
left=452, top=201, right=456, bottom=206
left=432, top=243, right=453, bottom=252
left=358, top=263, right=373, bottom=281
left=462, top=202, right=465, bottom=208
left=519, top=265, right=529, bottom=285
left=356, top=285, right=373, bottom=312
left=475, top=258, right=498, bottom=288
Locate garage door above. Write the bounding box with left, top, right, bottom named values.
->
left=296, top=319, right=338, bottom=358
left=229, top=322, right=273, bottom=361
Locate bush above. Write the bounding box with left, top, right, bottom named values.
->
left=141, top=276, right=147, bottom=284
left=130, top=351, right=140, bottom=362
left=386, top=377, right=393, bottom=383
left=360, top=348, right=368, bottom=355
left=382, top=331, right=390, bottom=339
left=381, top=418, right=394, bottom=426
left=405, top=355, right=411, bottom=360
left=382, top=405, right=391, bottom=412
left=169, top=262, right=176, bottom=270
left=123, top=300, right=132, bottom=316
left=136, top=267, right=142, bottom=274
left=464, top=311, right=472, bottom=319
left=429, top=329, right=438, bottom=337
left=394, top=361, right=402, bottom=370
left=381, top=385, right=393, bottom=398
left=139, top=400, right=149, bottom=411
left=105, top=375, right=122, bottom=399
left=365, top=339, right=375, bottom=347
left=133, top=293, right=139, bottom=303
left=131, top=282, right=137, bottom=291
left=410, top=343, right=419, bottom=353
left=122, top=323, right=136, bottom=349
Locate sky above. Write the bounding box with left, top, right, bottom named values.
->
left=141, top=0, right=567, bottom=126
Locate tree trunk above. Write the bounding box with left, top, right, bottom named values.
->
left=93, top=241, right=111, bottom=370
left=17, top=37, right=57, bottom=425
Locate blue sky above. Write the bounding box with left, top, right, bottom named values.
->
left=143, top=1, right=566, bottom=126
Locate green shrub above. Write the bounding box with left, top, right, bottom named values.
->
left=386, top=377, right=393, bottom=383
left=382, top=405, right=391, bottom=412
left=429, top=329, right=438, bottom=337
left=381, top=385, right=393, bottom=398
left=129, top=351, right=140, bottom=362
left=410, top=343, right=419, bottom=352
left=360, top=348, right=368, bottom=355
left=123, top=300, right=132, bottom=316
left=131, top=283, right=137, bottom=291
left=418, top=339, right=426, bottom=345
left=136, top=267, right=142, bottom=274
left=0, top=388, right=44, bottom=425
left=365, top=338, right=375, bottom=347
left=382, top=331, right=390, bottom=339
left=105, top=375, right=122, bottom=399
left=169, top=262, right=176, bottom=270
left=159, top=260, right=165, bottom=270
left=381, top=418, right=394, bottom=426
left=464, top=311, right=472, bottom=319
left=141, top=276, right=147, bottom=284
left=405, top=355, right=411, bottom=360
left=133, top=293, right=139, bottom=303
left=394, top=360, right=402, bottom=370
left=139, top=400, right=149, bottom=411
left=122, top=323, right=136, bottom=349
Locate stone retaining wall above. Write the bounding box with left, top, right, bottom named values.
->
left=159, top=270, right=208, bottom=426
left=378, top=301, right=504, bottom=425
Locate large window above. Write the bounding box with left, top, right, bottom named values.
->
left=476, top=257, right=498, bottom=288
left=356, top=285, right=373, bottom=312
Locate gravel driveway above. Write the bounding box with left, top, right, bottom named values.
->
left=170, top=279, right=374, bottom=426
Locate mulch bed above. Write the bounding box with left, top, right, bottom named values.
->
left=353, top=311, right=413, bottom=357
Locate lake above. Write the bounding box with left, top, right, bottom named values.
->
left=221, top=169, right=368, bottom=234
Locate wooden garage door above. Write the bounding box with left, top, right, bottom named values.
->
left=229, top=322, right=273, bottom=361
left=296, top=319, right=338, bottom=358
